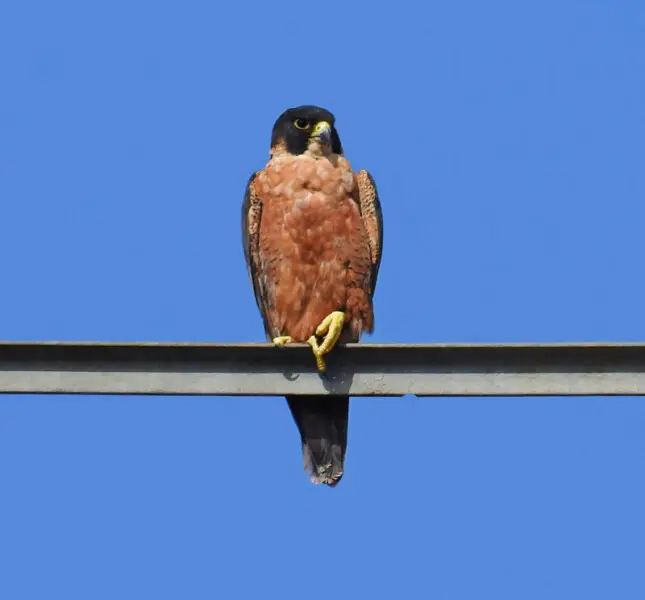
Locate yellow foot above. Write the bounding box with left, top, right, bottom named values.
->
left=307, top=335, right=326, bottom=372
left=307, top=311, right=345, bottom=373
left=272, top=336, right=293, bottom=348
left=316, top=311, right=345, bottom=354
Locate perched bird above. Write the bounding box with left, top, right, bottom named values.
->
left=242, top=105, right=383, bottom=486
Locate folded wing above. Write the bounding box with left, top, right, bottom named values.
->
left=356, top=169, right=384, bottom=298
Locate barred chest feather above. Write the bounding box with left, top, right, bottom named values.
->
left=255, top=153, right=361, bottom=261
left=255, top=154, right=355, bottom=207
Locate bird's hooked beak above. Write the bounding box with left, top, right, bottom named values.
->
left=310, top=121, right=332, bottom=147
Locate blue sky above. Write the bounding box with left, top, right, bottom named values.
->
left=1, top=1, right=644, bottom=598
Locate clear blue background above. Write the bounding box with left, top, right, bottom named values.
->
left=1, top=1, right=644, bottom=598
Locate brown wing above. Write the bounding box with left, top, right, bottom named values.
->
left=356, top=169, right=384, bottom=297
left=241, top=172, right=273, bottom=337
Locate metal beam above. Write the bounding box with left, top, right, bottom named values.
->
left=1, top=341, right=645, bottom=396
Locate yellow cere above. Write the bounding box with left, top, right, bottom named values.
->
left=310, top=121, right=331, bottom=138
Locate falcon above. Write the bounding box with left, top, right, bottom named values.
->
left=242, top=105, right=383, bottom=486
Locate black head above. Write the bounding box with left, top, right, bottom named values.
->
left=270, top=105, right=343, bottom=155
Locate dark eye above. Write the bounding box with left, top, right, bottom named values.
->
left=293, top=118, right=310, bottom=130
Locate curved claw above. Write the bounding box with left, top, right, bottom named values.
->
left=316, top=311, right=345, bottom=355
left=272, top=336, right=293, bottom=348
left=307, top=336, right=327, bottom=372
left=307, top=311, right=346, bottom=372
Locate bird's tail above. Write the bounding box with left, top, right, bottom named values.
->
left=285, top=395, right=349, bottom=487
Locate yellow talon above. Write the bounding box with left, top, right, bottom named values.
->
left=315, top=311, right=345, bottom=355
left=306, top=311, right=346, bottom=373
left=272, top=335, right=293, bottom=347
left=307, top=335, right=327, bottom=372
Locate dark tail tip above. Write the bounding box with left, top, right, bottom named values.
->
left=302, top=439, right=345, bottom=487
left=286, top=395, right=349, bottom=488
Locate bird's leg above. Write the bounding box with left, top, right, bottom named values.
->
left=307, top=311, right=345, bottom=373
left=272, top=336, right=293, bottom=347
